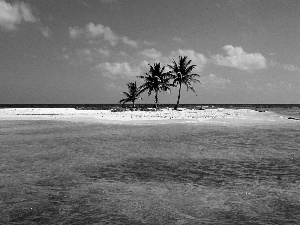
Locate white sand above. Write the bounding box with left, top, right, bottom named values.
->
left=0, top=107, right=291, bottom=125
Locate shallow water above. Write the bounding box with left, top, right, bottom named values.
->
left=0, top=109, right=300, bottom=224
left=269, top=107, right=300, bottom=120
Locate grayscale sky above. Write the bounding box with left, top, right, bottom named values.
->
left=1, top=0, right=300, bottom=104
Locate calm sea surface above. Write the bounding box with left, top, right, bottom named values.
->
left=1, top=104, right=300, bottom=224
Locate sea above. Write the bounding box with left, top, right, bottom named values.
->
left=1, top=104, right=300, bottom=224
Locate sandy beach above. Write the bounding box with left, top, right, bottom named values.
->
left=0, top=107, right=290, bottom=125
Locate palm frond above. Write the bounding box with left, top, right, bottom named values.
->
left=190, top=73, right=201, bottom=77
left=189, top=77, right=201, bottom=84
left=122, top=92, right=131, bottom=98
left=185, top=65, right=197, bottom=75
left=184, top=81, right=196, bottom=93
left=118, top=98, right=130, bottom=105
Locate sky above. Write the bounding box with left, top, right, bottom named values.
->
left=0, top=0, right=300, bottom=104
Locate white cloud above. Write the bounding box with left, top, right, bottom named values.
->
left=140, top=48, right=162, bottom=60
left=172, top=37, right=184, bottom=43
left=269, top=60, right=300, bottom=73
left=76, top=48, right=114, bottom=63
left=122, top=36, right=138, bottom=47
left=0, top=0, right=37, bottom=30
left=40, top=26, right=51, bottom=38
left=201, top=74, right=231, bottom=89
left=69, top=22, right=137, bottom=47
left=283, top=64, right=300, bottom=72
left=269, top=52, right=277, bottom=56
left=76, top=0, right=90, bottom=7
left=69, top=23, right=118, bottom=45
left=269, top=59, right=279, bottom=68
left=170, top=49, right=208, bottom=73
left=266, top=83, right=276, bottom=89
left=99, top=0, right=117, bottom=3
left=212, top=45, right=267, bottom=71
left=60, top=46, right=113, bottom=65
left=63, top=54, right=70, bottom=60
left=69, top=27, right=81, bottom=39
left=95, top=48, right=111, bottom=57
left=139, top=48, right=207, bottom=73
left=18, top=2, right=36, bottom=22
left=139, top=50, right=167, bottom=71
left=86, top=23, right=118, bottom=45
left=96, top=62, right=142, bottom=79
left=140, top=60, right=151, bottom=68
left=117, top=51, right=128, bottom=57
left=143, top=40, right=155, bottom=46
left=76, top=49, right=94, bottom=63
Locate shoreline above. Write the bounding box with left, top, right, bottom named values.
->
left=0, top=107, right=294, bottom=125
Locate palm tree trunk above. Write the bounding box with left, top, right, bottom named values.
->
left=154, top=91, right=158, bottom=108
left=174, top=83, right=182, bottom=110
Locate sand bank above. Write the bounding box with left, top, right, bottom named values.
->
left=0, top=107, right=292, bottom=125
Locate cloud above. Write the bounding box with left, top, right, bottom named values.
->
left=140, top=48, right=162, bottom=60
left=172, top=37, right=185, bottom=43
left=96, top=62, right=142, bottom=79
left=69, top=22, right=137, bottom=47
left=95, top=48, right=111, bottom=57
left=99, top=0, right=117, bottom=3
left=122, top=36, right=138, bottom=48
left=76, top=0, right=91, bottom=7
left=18, top=2, right=36, bottom=22
left=86, top=23, right=119, bottom=45
left=142, top=40, right=155, bottom=46
left=62, top=54, right=70, bottom=60
left=40, top=26, right=51, bottom=38
left=69, top=27, right=82, bottom=39
left=76, top=49, right=94, bottom=63
left=117, top=51, right=129, bottom=57
left=201, top=74, right=231, bottom=89
left=0, top=0, right=37, bottom=30
left=69, top=23, right=118, bottom=45
left=212, top=45, right=267, bottom=71
left=283, top=64, right=300, bottom=72
left=139, top=48, right=207, bottom=73
left=61, top=47, right=113, bottom=65
left=269, top=60, right=300, bottom=73
left=269, top=52, right=277, bottom=56
left=170, top=49, right=208, bottom=73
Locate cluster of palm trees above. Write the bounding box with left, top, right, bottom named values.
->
left=119, top=56, right=200, bottom=110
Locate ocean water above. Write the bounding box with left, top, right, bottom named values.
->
left=0, top=105, right=300, bottom=224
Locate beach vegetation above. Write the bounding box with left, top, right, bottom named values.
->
left=137, top=63, right=172, bottom=108
left=168, top=56, right=201, bottom=110
left=118, top=81, right=143, bottom=108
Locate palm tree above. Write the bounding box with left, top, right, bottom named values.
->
left=119, top=81, right=143, bottom=108
left=137, top=63, right=172, bottom=108
left=168, top=56, right=201, bottom=110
